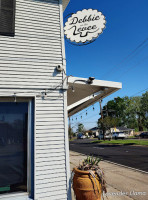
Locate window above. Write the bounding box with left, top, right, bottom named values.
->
left=0, top=0, right=16, bottom=36
left=0, top=102, right=31, bottom=195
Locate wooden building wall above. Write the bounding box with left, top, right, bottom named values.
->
left=0, top=0, right=68, bottom=199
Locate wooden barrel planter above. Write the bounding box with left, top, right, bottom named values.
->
left=73, top=168, right=102, bottom=200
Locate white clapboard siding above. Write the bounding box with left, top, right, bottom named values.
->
left=16, top=20, right=61, bottom=29
left=35, top=86, right=67, bottom=199
left=36, top=163, right=65, bottom=171
left=36, top=104, right=63, bottom=108
left=0, top=46, right=61, bottom=52
left=0, top=0, right=68, bottom=199
left=36, top=190, right=67, bottom=199
left=15, top=20, right=61, bottom=28
left=36, top=113, right=64, bottom=117
left=35, top=143, right=64, bottom=149
left=36, top=133, right=64, bottom=138
left=35, top=100, right=63, bottom=104
left=0, top=39, right=62, bottom=47
left=36, top=180, right=66, bottom=189
left=36, top=112, right=64, bottom=116
left=0, top=60, right=61, bottom=67
left=36, top=150, right=65, bottom=157
left=36, top=167, right=66, bottom=176
left=36, top=185, right=67, bottom=194
left=36, top=106, right=63, bottom=111
left=36, top=136, right=64, bottom=142
left=36, top=172, right=66, bottom=181
left=0, top=56, right=62, bottom=62
left=0, top=48, right=61, bottom=55
left=35, top=160, right=66, bottom=168
left=39, top=194, right=67, bottom=200
left=35, top=176, right=66, bottom=185
left=36, top=141, right=65, bottom=147
left=16, top=9, right=60, bottom=19
left=36, top=114, right=64, bottom=119
left=0, top=70, right=62, bottom=76
left=36, top=148, right=65, bottom=154
left=0, top=75, right=62, bottom=81
left=36, top=129, right=64, bottom=134
left=0, top=0, right=63, bottom=89
left=0, top=78, right=62, bottom=83
left=36, top=137, right=64, bottom=143
left=0, top=51, right=61, bottom=57
left=40, top=196, right=67, bottom=200
left=36, top=121, right=64, bottom=126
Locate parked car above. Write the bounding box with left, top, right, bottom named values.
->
left=77, top=133, right=86, bottom=139
left=112, top=132, right=126, bottom=140
left=98, top=133, right=112, bottom=140
left=139, top=132, right=148, bottom=138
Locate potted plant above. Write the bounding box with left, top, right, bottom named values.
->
left=72, top=156, right=107, bottom=200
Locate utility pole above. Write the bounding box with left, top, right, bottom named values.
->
left=99, top=100, right=103, bottom=120
left=99, top=100, right=105, bottom=140
left=106, top=104, right=109, bottom=117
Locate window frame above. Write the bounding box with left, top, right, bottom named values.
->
left=0, top=0, right=16, bottom=37
left=0, top=97, right=34, bottom=199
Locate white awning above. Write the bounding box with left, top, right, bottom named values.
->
left=67, top=77, right=122, bottom=117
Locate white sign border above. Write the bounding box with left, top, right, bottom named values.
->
left=64, top=9, right=106, bottom=44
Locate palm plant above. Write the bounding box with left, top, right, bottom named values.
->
left=78, top=156, right=107, bottom=194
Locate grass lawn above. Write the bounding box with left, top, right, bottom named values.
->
left=91, top=139, right=148, bottom=146
left=69, top=137, right=77, bottom=141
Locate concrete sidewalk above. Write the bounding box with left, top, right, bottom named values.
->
left=70, top=151, right=148, bottom=200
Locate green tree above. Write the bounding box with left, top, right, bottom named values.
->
left=126, top=96, right=144, bottom=131
left=141, top=91, right=148, bottom=129
left=77, top=123, right=84, bottom=133
left=100, top=93, right=148, bottom=131
left=68, top=126, right=74, bottom=140
left=98, top=116, right=119, bottom=132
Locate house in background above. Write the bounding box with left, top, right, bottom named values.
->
left=86, top=127, right=100, bottom=137
left=111, top=127, right=135, bottom=136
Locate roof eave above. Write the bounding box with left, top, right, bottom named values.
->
left=63, top=0, right=70, bottom=11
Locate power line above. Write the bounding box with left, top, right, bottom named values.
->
left=131, top=88, right=148, bottom=97
left=101, top=37, right=148, bottom=78
left=117, top=56, right=148, bottom=79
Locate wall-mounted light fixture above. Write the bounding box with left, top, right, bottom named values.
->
left=71, top=77, right=95, bottom=93
left=56, top=65, right=64, bottom=72
left=87, top=77, right=95, bottom=84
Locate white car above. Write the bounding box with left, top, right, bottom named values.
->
left=98, top=133, right=112, bottom=140
left=112, top=132, right=126, bottom=140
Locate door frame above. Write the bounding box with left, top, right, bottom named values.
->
left=0, top=96, right=35, bottom=199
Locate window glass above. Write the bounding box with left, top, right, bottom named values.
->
left=0, top=0, right=15, bottom=36
left=0, top=102, right=28, bottom=194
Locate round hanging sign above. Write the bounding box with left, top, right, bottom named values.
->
left=64, top=9, right=106, bottom=45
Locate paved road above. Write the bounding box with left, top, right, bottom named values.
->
left=69, top=139, right=148, bottom=172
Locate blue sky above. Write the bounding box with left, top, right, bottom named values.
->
left=64, top=0, right=148, bottom=130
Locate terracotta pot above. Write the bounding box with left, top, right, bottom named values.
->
left=73, top=168, right=102, bottom=200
